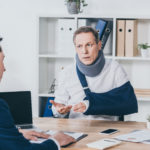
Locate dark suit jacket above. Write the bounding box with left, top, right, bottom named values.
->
left=0, top=98, right=58, bottom=150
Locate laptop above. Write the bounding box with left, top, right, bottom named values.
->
left=0, top=91, right=35, bottom=129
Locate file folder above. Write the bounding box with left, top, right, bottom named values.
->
left=125, top=20, right=138, bottom=57
left=96, top=19, right=107, bottom=40
left=43, top=97, right=55, bottom=117
left=116, top=20, right=125, bottom=56
left=101, top=21, right=113, bottom=51
left=56, top=19, right=76, bottom=56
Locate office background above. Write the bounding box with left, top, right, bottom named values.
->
left=0, top=0, right=150, bottom=120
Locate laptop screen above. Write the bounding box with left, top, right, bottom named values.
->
left=0, top=91, right=32, bottom=125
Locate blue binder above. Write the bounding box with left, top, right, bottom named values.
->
left=43, top=97, right=55, bottom=117
left=96, top=19, right=107, bottom=40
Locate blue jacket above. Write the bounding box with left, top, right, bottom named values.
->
left=0, top=98, right=58, bottom=150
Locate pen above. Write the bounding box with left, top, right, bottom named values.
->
left=104, top=139, right=116, bottom=143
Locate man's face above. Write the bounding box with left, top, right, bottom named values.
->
left=0, top=51, right=5, bottom=81
left=74, top=32, right=101, bottom=65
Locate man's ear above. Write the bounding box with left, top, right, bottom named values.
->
left=98, top=41, right=102, bottom=51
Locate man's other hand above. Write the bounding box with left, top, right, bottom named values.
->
left=52, top=131, right=76, bottom=146
left=50, top=100, right=72, bottom=114
left=73, top=102, right=86, bottom=113
left=19, top=129, right=50, bottom=141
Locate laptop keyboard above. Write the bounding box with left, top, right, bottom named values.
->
left=17, top=124, right=34, bottom=129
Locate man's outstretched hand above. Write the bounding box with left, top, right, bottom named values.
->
left=73, top=102, right=86, bottom=113
left=50, top=100, right=72, bottom=114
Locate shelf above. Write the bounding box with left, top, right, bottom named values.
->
left=105, top=55, right=113, bottom=59
left=38, top=14, right=150, bottom=20
left=38, top=55, right=150, bottom=60
left=39, top=54, right=74, bottom=59
left=137, top=96, right=150, bottom=102
left=114, top=56, right=150, bottom=61
left=39, top=93, right=55, bottom=97
left=39, top=54, right=113, bottom=59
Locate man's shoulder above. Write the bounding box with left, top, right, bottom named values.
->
left=0, top=98, right=10, bottom=114
left=105, top=59, right=120, bottom=66
left=105, top=59, right=122, bottom=70
left=105, top=59, right=128, bottom=85
left=104, top=59, right=118, bottom=70
left=0, top=98, right=8, bottom=107
left=104, top=59, right=127, bottom=79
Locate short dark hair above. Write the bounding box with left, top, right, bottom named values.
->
left=73, top=26, right=99, bottom=44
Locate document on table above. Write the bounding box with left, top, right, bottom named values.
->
left=46, top=130, right=88, bottom=141
left=115, top=130, right=150, bottom=143
left=30, top=130, right=87, bottom=144
left=87, top=138, right=122, bottom=150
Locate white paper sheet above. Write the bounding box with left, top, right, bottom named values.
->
left=115, top=130, right=150, bottom=142
left=87, top=138, right=122, bottom=150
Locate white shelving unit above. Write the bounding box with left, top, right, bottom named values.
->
left=38, top=15, right=150, bottom=121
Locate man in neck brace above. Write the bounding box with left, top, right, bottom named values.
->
left=51, top=26, right=138, bottom=120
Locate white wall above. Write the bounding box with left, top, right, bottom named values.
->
left=0, top=0, right=66, bottom=116
left=0, top=0, right=150, bottom=118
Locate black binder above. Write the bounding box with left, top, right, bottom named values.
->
left=101, top=21, right=113, bottom=50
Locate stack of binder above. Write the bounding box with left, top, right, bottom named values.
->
left=116, top=19, right=138, bottom=57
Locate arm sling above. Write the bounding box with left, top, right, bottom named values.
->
left=76, top=66, right=138, bottom=116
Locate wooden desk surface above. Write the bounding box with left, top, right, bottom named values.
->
left=34, top=118, right=149, bottom=150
